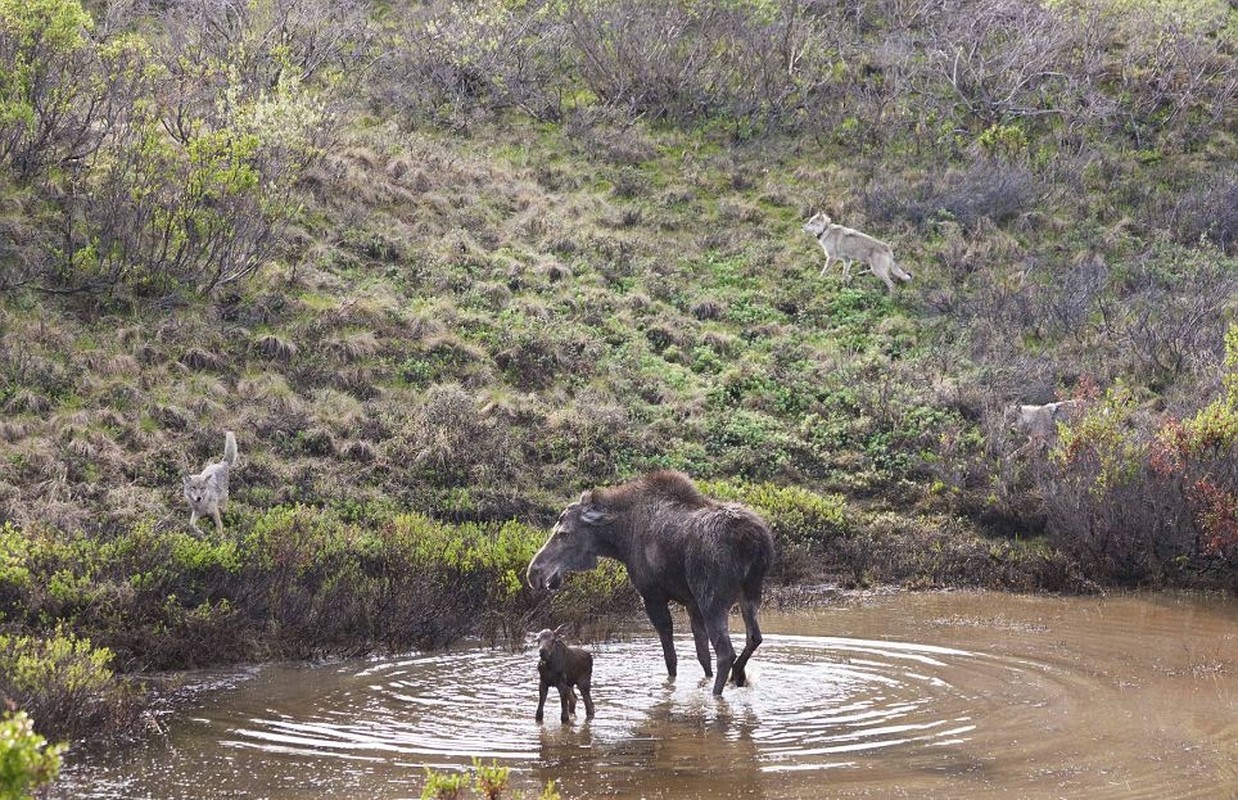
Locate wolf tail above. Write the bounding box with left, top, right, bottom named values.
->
left=223, top=431, right=238, bottom=465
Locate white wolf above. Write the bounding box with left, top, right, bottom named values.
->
left=1008, top=400, right=1081, bottom=452
left=183, top=431, right=238, bottom=534
left=802, top=212, right=911, bottom=292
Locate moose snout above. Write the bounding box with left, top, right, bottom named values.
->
left=526, top=562, right=563, bottom=592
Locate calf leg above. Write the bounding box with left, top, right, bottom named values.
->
left=644, top=598, right=677, bottom=679
left=687, top=605, right=713, bottom=677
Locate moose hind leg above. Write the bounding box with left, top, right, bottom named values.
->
left=704, top=607, right=736, bottom=696
left=687, top=606, right=713, bottom=677
left=645, top=599, right=678, bottom=679
left=731, top=595, right=764, bottom=687
left=579, top=679, right=595, bottom=720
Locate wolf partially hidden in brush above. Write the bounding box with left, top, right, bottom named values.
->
left=183, top=431, right=238, bottom=534
left=802, top=212, right=912, bottom=292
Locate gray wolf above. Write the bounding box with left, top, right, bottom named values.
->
left=802, top=211, right=911, bottom=292
left=1009, top=400, right=1081, bottom=449
left=527, top=470, right=774, bottom=696
left=183, top=431, right=238, bottom=534
left=534, top=625, right=595, bottom=724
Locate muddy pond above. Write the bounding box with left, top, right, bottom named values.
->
left=56, top=591, right=1236, bottom=799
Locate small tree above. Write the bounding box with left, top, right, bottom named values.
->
left=0, top=0, right=96, bottom=178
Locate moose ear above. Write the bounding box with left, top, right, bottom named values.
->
left=579, top=490, right=593, bottom=504
left=580, top=505, right=612, bottom=526
left=554, top=623, right=571, bottom=637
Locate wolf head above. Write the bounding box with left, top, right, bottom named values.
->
left=801, top=212, right=832, bottom=237
left=183, top=468, right=226, bottom=512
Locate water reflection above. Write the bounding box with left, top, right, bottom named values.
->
left=56, top=592, right=1238, bottom=799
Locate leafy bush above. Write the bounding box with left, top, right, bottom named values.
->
left=0, top=628, right=135, bottom=741
left=420, top=760, right=561, bottom=800
left=0, top=0, right=96, bottom=178
left=0, top=711, right=63, bottom=800
left=1148, top=324, right=1238, bottom=563
left=1039, top=353, right=1235, bottom=586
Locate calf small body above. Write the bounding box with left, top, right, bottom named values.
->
left=534, top=627, right=594, bottom=724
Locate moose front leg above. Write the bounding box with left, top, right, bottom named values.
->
left=644, top=598, right=677, bottom=679
left=535, top=678, right=549, bottom=723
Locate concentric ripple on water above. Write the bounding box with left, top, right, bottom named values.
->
left=56, top=593, right=1238, bottom=799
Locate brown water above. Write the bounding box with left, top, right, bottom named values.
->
left=56, top=591, right=1237, bottom=799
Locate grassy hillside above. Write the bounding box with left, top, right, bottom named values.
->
left=0, top=0, right=1236, bottom=740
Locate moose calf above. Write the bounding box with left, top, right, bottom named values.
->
left=534, top=626, right=594, bottom=724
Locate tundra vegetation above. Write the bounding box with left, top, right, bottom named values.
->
left=0, top=0, right=1234, bottom=768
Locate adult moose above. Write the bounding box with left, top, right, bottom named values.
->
left=526, top=470, right=775, bottom=696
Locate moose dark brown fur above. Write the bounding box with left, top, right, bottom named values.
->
left=526, top=470, right=775, bottom=696
left=534, top=626, right=595, bottom=724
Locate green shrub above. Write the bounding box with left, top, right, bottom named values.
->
left=0, top=0, right=95, bottom=178
left=0, top=628, right=134, bottom=741
left=699, top=480, right=849, bottom=545
left=0, top=711, right=63, bottom=800
left=419, top=761, right=562, bottom=800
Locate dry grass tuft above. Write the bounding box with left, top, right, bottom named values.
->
left=0, top=419, right=32, bottom=443
left=256, top=333, right=299, bottom=361
left=692, top=299, right=724, bottom=320
left=311, top=388, right=365, bottom=434
left=340, top=439, right=378, bottom=462
left=152, top=403, right=194, bottom=431
left=3, top=389, right=52, bottom=415
left=180, top=348, right=227, bottom=372
left=237, top=373, right=302, bottom=416
left=77, top=350, right=140, bottom=378
left=325, top=330, right=380, bottom=363
left=700, top=330, right=737, bottom=354
left=331, top=366, right=378, bottom=398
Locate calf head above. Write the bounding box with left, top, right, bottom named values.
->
left=535, top=625, right=570, bottom=661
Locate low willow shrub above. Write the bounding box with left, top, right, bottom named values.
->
left=0, top=628, right=137, bottom=742
left=421, top=759, right=561, bottom=800
left=0, top=506, right=645, bottom=740
left=0, top=711, right=63, bottom=800
left=699, top=479, right=851, bottom=581
left=0, top=506, right=637, bottom=672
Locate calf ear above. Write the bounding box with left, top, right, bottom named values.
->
left=579, top=490, right=593, bottom=504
